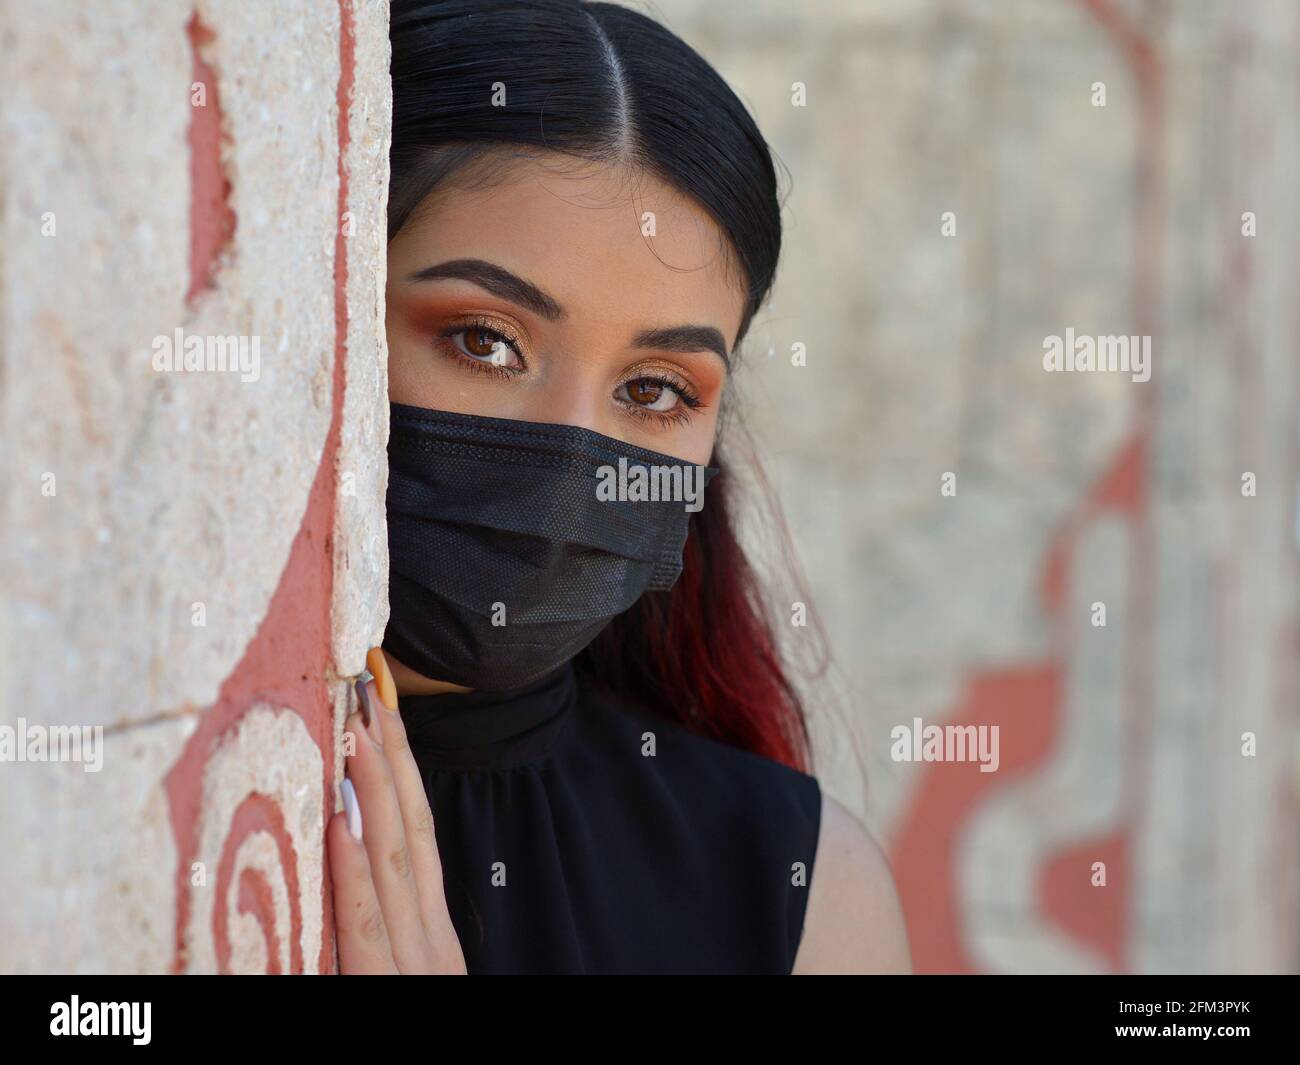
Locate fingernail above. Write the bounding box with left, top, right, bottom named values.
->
left=367, top=647, right=397, bottom=711
left=364, top=680, right=384, bottom=749
left=340, top=778, right=362, bottom=842
left=354, top=676, right=373, bottom=730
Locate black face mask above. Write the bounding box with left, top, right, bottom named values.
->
left=382, top=402, right=719, bottom=691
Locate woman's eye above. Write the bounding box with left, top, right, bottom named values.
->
left=450, top=326, right=522, bottom=368
left=619, top=377, right=679, bottom=412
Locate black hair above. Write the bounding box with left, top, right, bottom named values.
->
left=388, top=0, right=783, bottom=350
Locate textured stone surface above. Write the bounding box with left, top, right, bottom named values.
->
left=182, top=704, right=325, bottom=974
left=0, top=716, right=192, bottom=973
left=332, top=0, right=393, bottom=677
left=2, top=0, right=339, bottom=727
left=1, top=0, right=389, bottom=975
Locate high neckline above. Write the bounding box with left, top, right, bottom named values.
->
left=397, top=659, right=579, bottom=771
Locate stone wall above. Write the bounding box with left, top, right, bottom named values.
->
left=0, top=0, right=391, bottom=973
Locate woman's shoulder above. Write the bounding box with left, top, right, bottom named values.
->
left=571, top=682, right=912, bottom=974
left=792, top=792, right=913, bottom=974
left=646, top=724, right=912, bottom=975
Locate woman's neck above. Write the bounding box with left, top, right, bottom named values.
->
left=388, top=653, right=474, bottom=697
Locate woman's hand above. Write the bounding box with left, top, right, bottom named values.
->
left=327, top=648, right=467, bottom=974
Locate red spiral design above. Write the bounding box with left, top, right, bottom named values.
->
left=212, top=793, right=303, bottom=975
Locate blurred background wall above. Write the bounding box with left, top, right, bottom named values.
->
left=651, top=0, right=1299, bottom=973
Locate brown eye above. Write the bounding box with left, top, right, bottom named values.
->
left=617, top=376, right=679, bottom=413
left=465, top=327, right=503, bottom=358
left=626, top=378, right=664, bottom=406
left=448, top=325, right=522, bottom=368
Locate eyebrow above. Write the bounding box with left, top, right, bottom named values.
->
left=405, top=257, right=731, bottom=370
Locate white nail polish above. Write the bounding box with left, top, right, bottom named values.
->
left=340, top=778, right=363, bottom=842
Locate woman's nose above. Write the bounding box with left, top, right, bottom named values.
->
left=526, top=372, right=620, bottom=440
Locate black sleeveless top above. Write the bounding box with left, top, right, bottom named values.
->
left=397, top=660, right=823, bottom=974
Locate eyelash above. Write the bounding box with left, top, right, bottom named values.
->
left=433, top=317, right=707, bottom=429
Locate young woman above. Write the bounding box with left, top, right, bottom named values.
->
left=327, top=0, right=911, bottom=974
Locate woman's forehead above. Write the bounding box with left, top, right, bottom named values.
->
left=390, top=154, right=747, bottom=350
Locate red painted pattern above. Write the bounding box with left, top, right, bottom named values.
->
left=887, top=0, right=1163, bottom=975
left=213, top=794, right=302, bottom=975
left=891, top=438, right=1145, bottom=973
left=164, top=0, right=355, bottom=974
left=185, top=13, right=235, bottom=304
